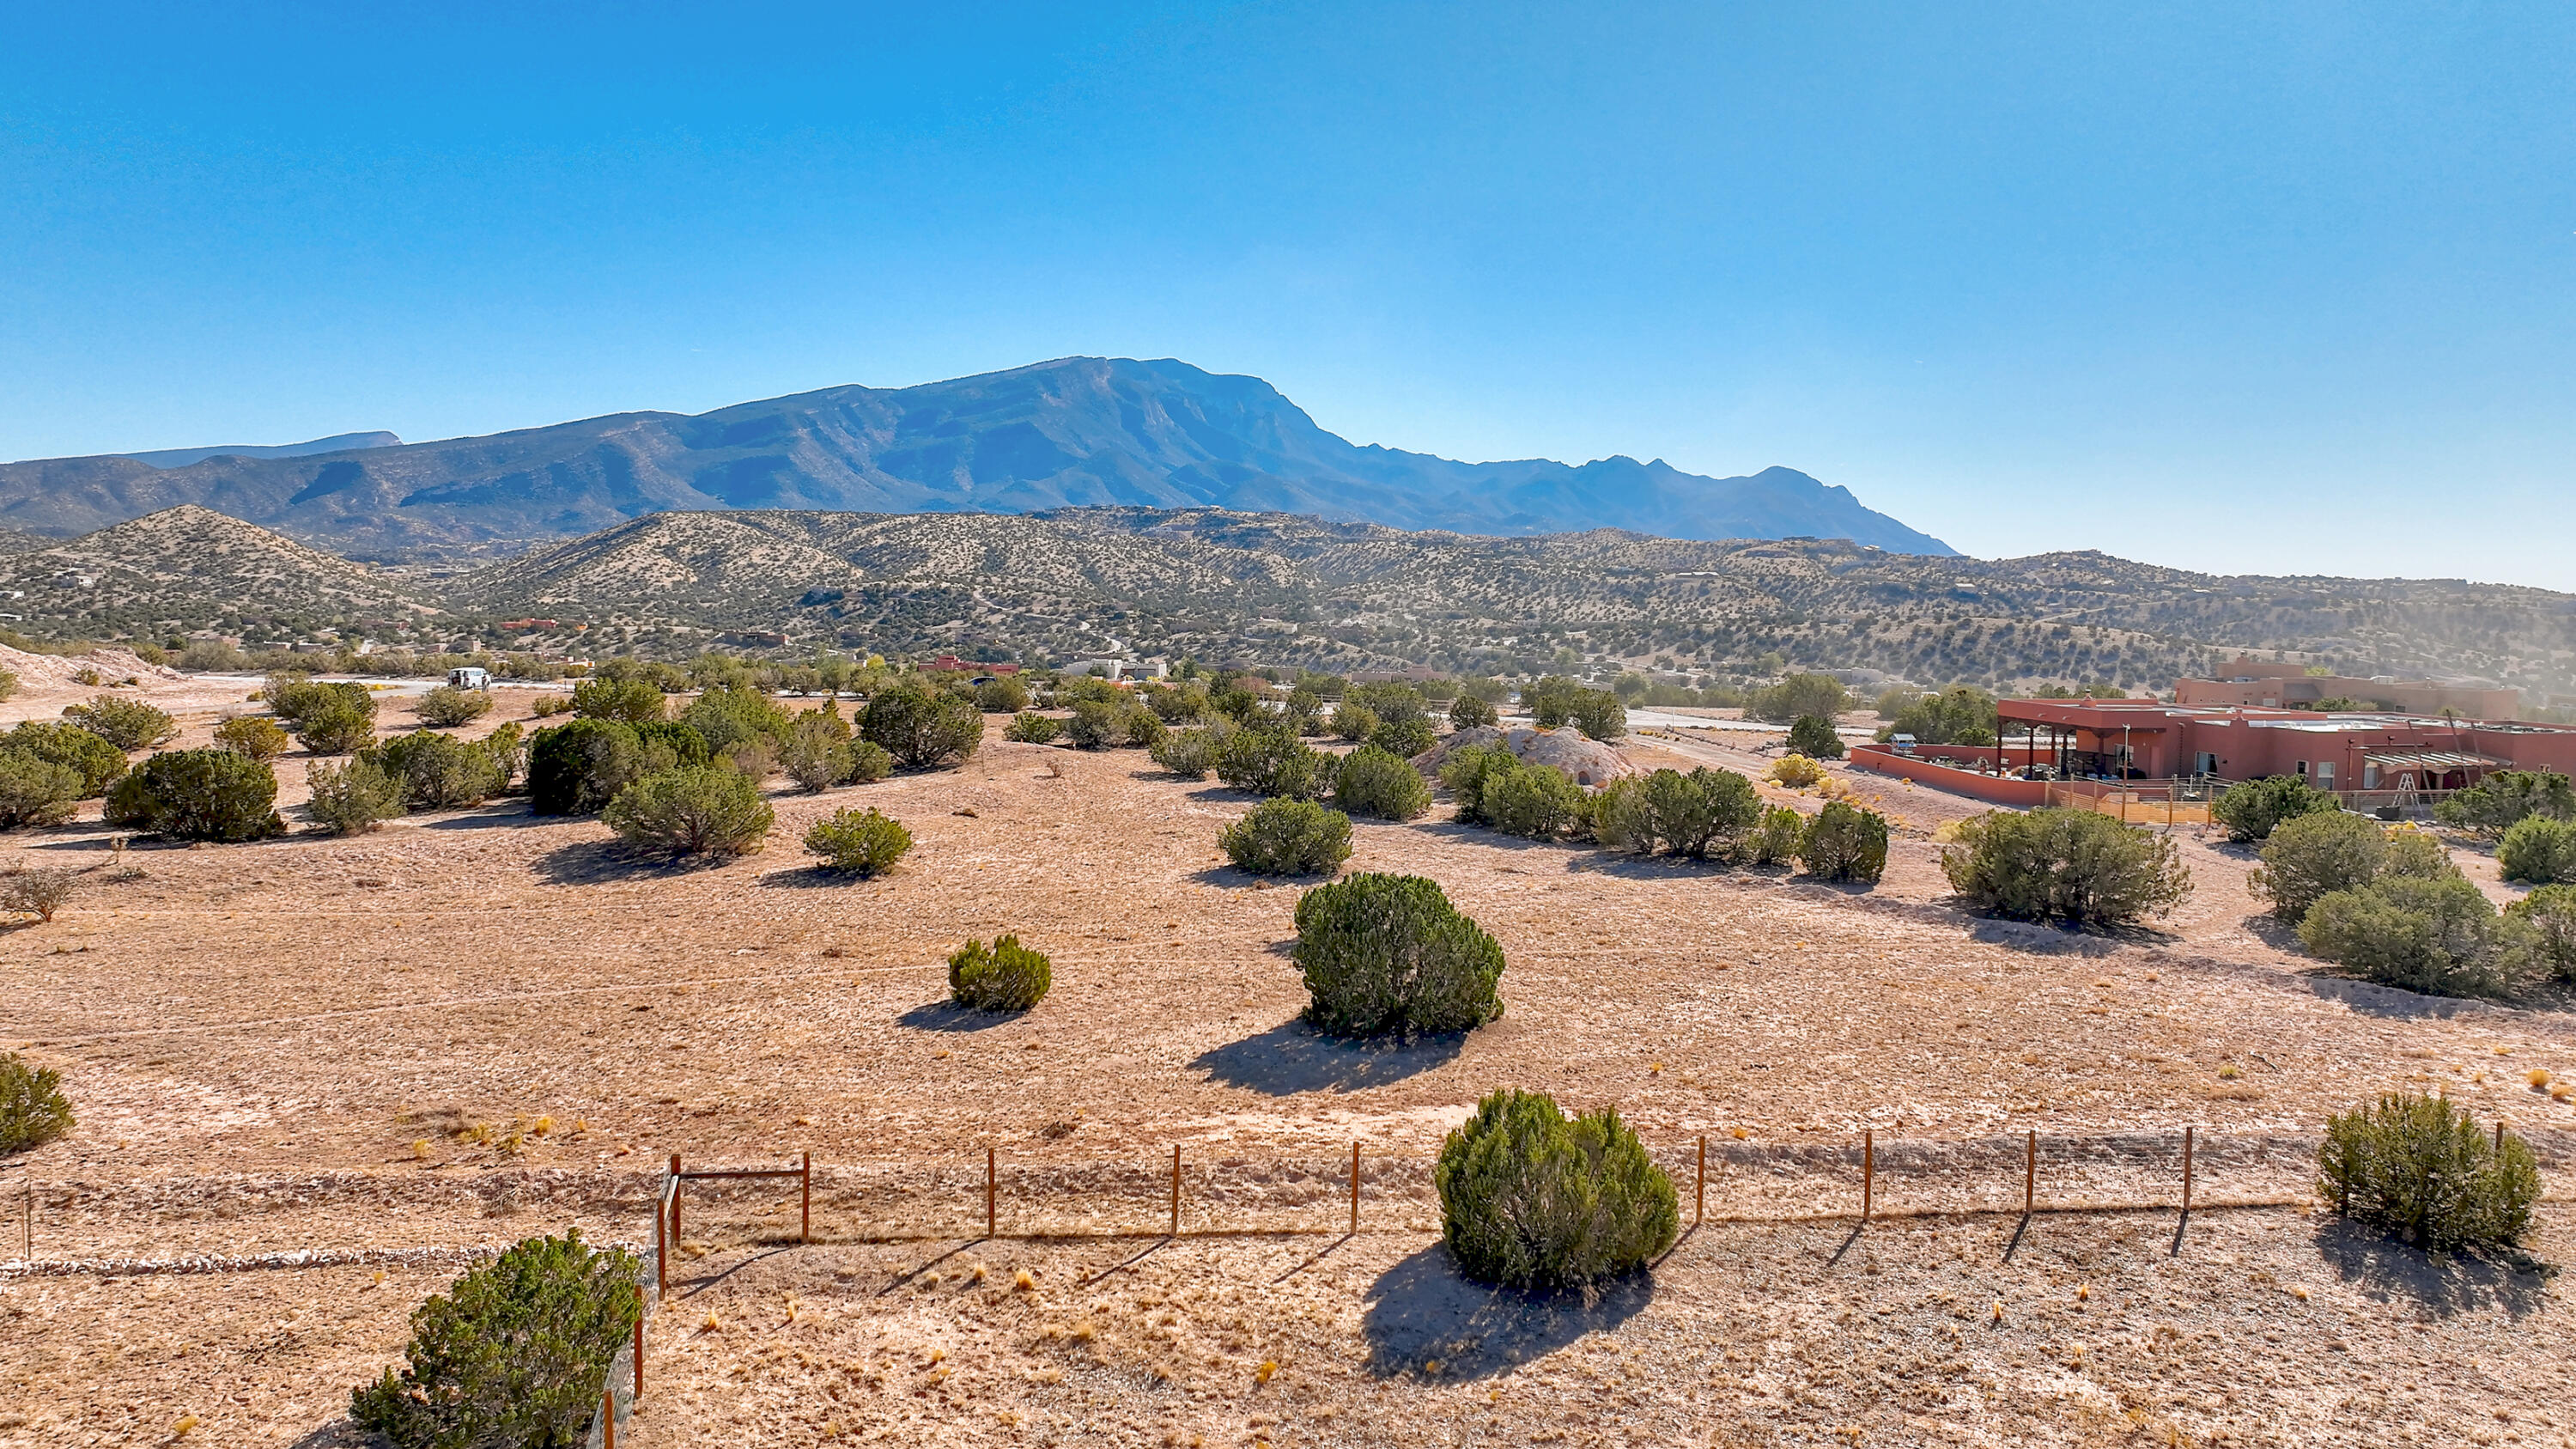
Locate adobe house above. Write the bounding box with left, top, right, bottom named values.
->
left=2174, top=655, right=2519, bottom=721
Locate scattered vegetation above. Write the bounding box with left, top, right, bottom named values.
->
left=860, top=684, right=986, bottom=770
left=2506, top=885, right=2576, bottom=981
left=2213, top=775, right=2341, bottom=843
left=2435, top=769, right=2576, bottom=837
left=103, top=749, right=287, bottom=842
left=0, top=867, right=77, bottom=922
left=1746, top=673, right=1851, bottom=725
left=570, top=676, right=666, bottom=724
left=1218, top=798, right=1353, bottom=875
left=1150, top=722, right=1227, bottom=779
left=1797, top=800, right=1891, bottom=883
left=1743, top=805, right=1806, bottom=866
left=349, top=1231, right=643, bottom=1449
left=2299, top=874, right=2537, bottom=997
left=804, top=807, right=913, bottom=876
left=361, top=730, right=512, bottom=810
left=1066, top=699, right=1127, bottom=749
left=528, top=720, right=679, bottom=815
left=2248, top=811, right=2395, bottom=921
left=778, top=706, right=860, bottom=792
left=1448, top=693, right=1498, bottom=730
left=0, top=1051, right=74, bottom=1154
left=2496, top=815, right=2576, bottom=885
left=1940, top=807, right=2192, bottom=924
left=0, top=721, right=128, bottom=796
left=1872, top=685, right=1996, bottom=746
left=413, top=685, right=493, bottom=728
left=949, top=935, right=1052, bottom=1012
left=0, top=753, right=82, bottom=830
left=1005, top=710, right=1061, bottom=745
left=61, top=695, right=178, bottom=750
left=211, top=715, right=290, bottom=762
left=600, top=765, right=775, bottom=857
left=305, top=758, right=408, bottom=835
left=1294, top=872, right=1505, bottom=1036
left=1594, top=766, right=1760, bottom=860
left=1785, top=714, right=1844, bottom=758
left=1331, top=744, right=1432, bottom=821
left=1214, top=726, right=1334, bottom=800
left=1436, top=1087, right=1678, bottom=1289
left=974, top=677, right=1031, bottom=713
left=2317, top=1093, right=2538, bottom=1251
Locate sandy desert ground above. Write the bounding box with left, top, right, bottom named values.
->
left=2, top=657, right=2571, bottom=1447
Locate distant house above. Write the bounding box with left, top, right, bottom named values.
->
left=718, top=630, right=789, bottom=648
left=2174, top=656, right=2518, bottom=721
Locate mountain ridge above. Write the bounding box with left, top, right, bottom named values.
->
left=0, top=357, right=1953, bottom=558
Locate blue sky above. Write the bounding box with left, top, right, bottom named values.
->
left=4, top=3, right=2573, bottom=586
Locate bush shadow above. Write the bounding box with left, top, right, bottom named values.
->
left=1186, top=865, right=1333, bottom=888
left=2299, top=973, right=2499, bottom=1020
left=2238, top=911, right=2305, bottom=953
left=896, top=1001, right=1023, bottom=1033
left=1189, top=1020, right=1465, bottom=1095
left=2314, top=1217, right=2552, bottom=1320
left=532, top=838, right=727, bottom=886
left=1956, top=909, right=2178, bottom=957
left=1360, top=1244, right=1654, bottom=1380
left=754, top=866, right=874, bottom=889
left=416, top=801, right=541, bottom=829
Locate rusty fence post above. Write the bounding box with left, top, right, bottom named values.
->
left=2496, top=1120, right=2506, bottom=1152
left=987, top=1148, right=998, bottom=1239
left=1168, top=1145, right=1182, bottom=1238
left=2181, top=1126, right=2195, bottom=1215
left=1348, top=1142, right=1360, bottom=1235
left=602, top=1387, right=617, bottom=1449
left=800, top=1152, right=811, bottom=1245
left=669, top=1154, right=683, bottom=1250
left=632, top=1284, right=644, bottom=1401
left=2025, top=1130, right=2036, bottom=1215
left=1696, top=1136, right=1707, bottom=1226
left=1862, top=1129, right=1874, bottom=1223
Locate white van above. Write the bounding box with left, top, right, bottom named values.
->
left=447, top=667, right=491, bottom=691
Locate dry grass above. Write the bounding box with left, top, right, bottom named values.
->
left=3, top=709, right=2574, bottom=1444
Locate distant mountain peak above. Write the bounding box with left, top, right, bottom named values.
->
left=0, top=362, right=1951, bottom=557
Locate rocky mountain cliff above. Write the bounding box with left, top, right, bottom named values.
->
left=0, top=359, right=1952, bottom=557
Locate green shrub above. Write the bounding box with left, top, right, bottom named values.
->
left=601, top=765, right=774, bottom=857
left=1219, top=798, right=1353, bottom=875
left=2317, top=1093, right=2538, bottom=1251
left=350, top=1231, right=642, bottom=1449
left=2, top=721, right=128, bottom=796
left=62, top=695, right=177, bottom=750
left=1215, top=727, right=1334, bottom=800
left=2506, top=885, right=2576, bottom=981
left=1436, top=1087, right=1678, bottom=1289
left=1940, top=807, right=2192, bottom=924
left=1369, top=714, right=1438, bottom=759
left=1330, top=702, right=1379, bottom=743
left=0, top=1052, right=74, bottom=1154
left=103, top=749, right=285, bottom=842
left=949, top=935, right=1051, bottom=1011
left=1747, top=673, right=1851, bottom=724
left=679, top=684, right=792, bottom=758
left=211, top=715, right=290, bottom=762
left=1799, top=801, right=1891, bottom=883
left=1294, top=872, right=1504, bottom=1036
left=298, top=695, right=379, bottom=755
left=1438, top=743, right=1518, bottom=825
left=2248, top=811, right=2388, bottom=921
left=1449, top=693, right=1498, bottom=730
left=0, top=754, right=82, bottom=830
left=1743, top=805, right=1805, bottom=866
left=975, top=677, right=1031, bottom=713
left=0, top=669, right=15, bottom=702
left=1568, top=689, right=1626, bottom=742
left=2435, top=769, right=2576, bottom=837
left=305, top=758, right=407, bottom=835
left=860, top=684, right=985, bottom=770
left=1151, top=723, right=1227, bottom=778
left=2298, top=875, right=2537, bottom=997
left=779, top=707, right=856, bottom=792
left=1785, top=714, right=1844, bottom=759
left=631, top=719, right=710, bottom=770
left=413, top=685, right=492, bottom=728
left=1121, top=703, right=1168, bottom=752
left=1067, top=699, right=1127, bottom=749
left=845, top=739, right=893, bottom=784
left=526, top=720, right=646, bottom=815
left=1005, top=710, right=1061, bottom=744
left=361, top=731, right=507, bottom=809
left=2214, top=775, right=2341, bottom=843
left=1481, top=760, right=1589, bottom=840
left=804, top=807, right=912, bottom=875
left=571, top=676, right=666, bottom=723
left=1331, top=745, right=1432, bottom=820
left=2496, top=816, right=2576, bottom=885
left=1593, top=766, right=1759, bottom=859
left=1873, top=685, right=1996, bottom=746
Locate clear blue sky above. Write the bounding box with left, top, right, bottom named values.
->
left=5, top=3, right=2573, bottom=586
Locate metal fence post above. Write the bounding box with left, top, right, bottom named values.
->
left=1168, top=1145, right=1181, bottom=1237
left=987, top=1148, right=998, bottom=1239
left=2024, top=1130, right=2036, bottom=1215
left=1862, top=1129, right=1874, bottom=1222
left=1348, top=1142, right=1359, bottom=1235
left=800, top=1152, right=811, bottom=1245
